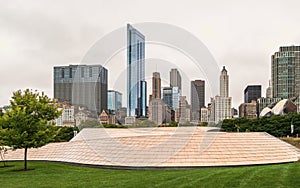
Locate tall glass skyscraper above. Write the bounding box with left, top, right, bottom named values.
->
left=127, top=24, right=147, bottom=117
left=272, top=46, right=300, bottom=101
left=191, top=80, right=205, bottom=122
left=272, top=46, right=300, bottom=110
left=162, top=86, right=180, bottom=110
left=108, top=90, right=122, bottom=113
left=244, top=85, right=261, bottom=103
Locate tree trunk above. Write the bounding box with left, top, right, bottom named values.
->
left=24, top=147, right=27, bottom=170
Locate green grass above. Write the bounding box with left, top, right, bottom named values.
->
left=1, top=161, right=300, bottom=188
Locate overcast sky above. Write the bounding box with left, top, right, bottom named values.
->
left=1, top=0, right=300, bottom=108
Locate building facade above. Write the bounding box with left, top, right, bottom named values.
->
left=148, top=98, right=171, bottom=125
left=152, top=72, right=161, bottom=99
left=257, top=97, right=282, bottom=116
left=177, top=96, right=190, bottom=124
left=127, top=24, right=147, bottom=118
left=170, top=68, right=182, bottom=91
left=211, top=66, right=232, bottom=123
left=266, top=80, right=272, bottom=98
left=162, top=87, right=172, bottom=108
left=54, top=64, right=108, bottom=114
left=239, top=100, right=257, bottom=119
left=107, top=90, right=122, bottom=113
left=99, top=110, right=117, bottom=125
left=220, top=66, right=229, bottom=98
left=244, top=85, right=261, bottom=103
left=272, top=45, right=300, bottom=109
left=55, top=102, right=75, bottom=127
left=190, top=80, right=205, bottom=122
left=213, top=96, right=232, bottom=123
left=149, top=71, right=171, bottom=124
left=200, top=107, right=209, bottom=123
left=162, top=86, right=180, bottom=110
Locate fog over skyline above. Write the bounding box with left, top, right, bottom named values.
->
left=1, top=0, right=300, bottom=108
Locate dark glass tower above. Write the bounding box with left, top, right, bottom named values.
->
left=244, top=85, right=261, bottom=103
left=191, top=80, right=205, bottom=121
left=54, top=64, right=108, bottom=114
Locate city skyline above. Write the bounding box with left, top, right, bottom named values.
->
left=1, top=0, right=300, bottom=109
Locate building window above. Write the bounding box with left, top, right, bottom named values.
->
left=89, top=67, right=92, bottom=77
left=140, top=42, right=143, bottom=59
left=81, top=67, right=84, bottom=78
left=69, top=68, right=72, bottom=78
left=61, top=68, right=65, bottom=78
left=137, top=41, right=140, bottom=60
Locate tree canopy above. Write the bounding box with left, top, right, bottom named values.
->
left=221, top=113, right=300, bottom=137
left=0, top=89, right=61, bottom=170
left=53, top=126, right=79, bottom=142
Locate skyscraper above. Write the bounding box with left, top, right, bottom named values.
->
left=162, top=87, right=172, bottom=108
left=239, top=100, right=257, bottom=119
left=54, top=64, right=108, bottom=114
left=211, top=66, right=232, bottom=123
left=149, top=98, right=171, bottom=125
left=170, top=68, right=182, bottom=91
left=107, top=90, right=122, bottom=113
left=272, top=46, right=300, bottom=109
left=149, top=72, right=171, bottom=124
left=162, top=86, right=180, bottom=109
left=266, top=80, right=272, bottom=98
left=176, top=96, right=190, bottom=124
left=152, top=72, right=161, bottom=99
left=127, top=24, right=147, bottom=117
left=190, top=80, right=205, bottom=122
left=244, top=85, right=261, bottom=103
left=220, top=66, right=229, bottom=98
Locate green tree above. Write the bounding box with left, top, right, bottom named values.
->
left=0, top=89, right=61, bottom=170
left=53, top=126, right=79, bottom=142
left=169, top=121, right=179, bottom=127
left=221, top=113, right=300, bottom=137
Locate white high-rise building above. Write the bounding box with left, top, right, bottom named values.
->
left=220, top=66, right=229, bottom=98
left=211, top=66, right=232, bottom=123
left=200, top=107, right=209, bottom=123
left=266, top=80, right=272, bottom=98
left=213, top=96, right=232, bottom=122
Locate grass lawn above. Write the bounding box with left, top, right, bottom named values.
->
left=1, top=161, right=300, bottom=188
